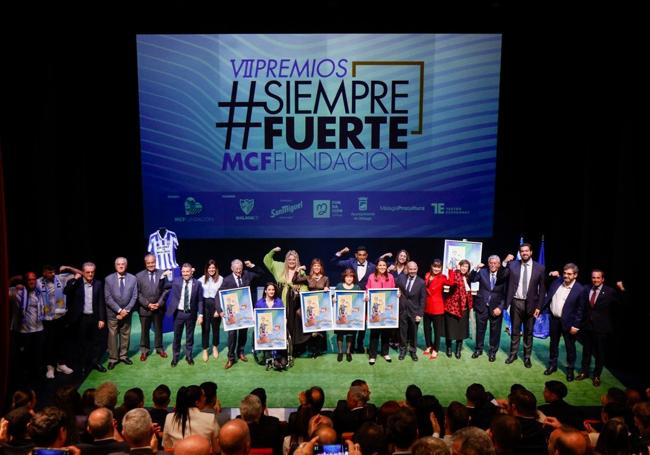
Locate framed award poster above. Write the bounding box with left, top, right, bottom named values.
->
left=366, top=288, right=399, bottom=329
left=254, top=308, right=287, bottom=350
left=333, top=290, right=366, bottom=330
left=300, top=290, right=334, bottom=333
left=219, top=287, right=254, bottom=331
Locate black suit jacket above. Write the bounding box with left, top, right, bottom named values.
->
left=582, top=284, right=618, bottom=333
left=167, top=278, right=204, bottom=317
left=543, top=278, right=584, bottom=330
left=504, top=260, right=546, bottom=313
left=64, top=278, right=106, bottom=324
left=247, top=414, right=284, bottom=455
left=469, top=267, right=507, bottom=314
left=396, top=274, right=426, bottom=318
left=77, top=438, right=129, bottom=455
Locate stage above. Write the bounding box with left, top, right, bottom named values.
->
left=79, top=317, right=623, bottom=409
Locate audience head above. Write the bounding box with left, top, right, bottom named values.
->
left=377, top=400, right=402, bottom=428
left=412, top=436, right=450, bottom=455
left=415, top=395, right=444, bottom=437
left=602, top=387, right=627, bottom=406
left=122, top=387, right=145, bottom=410
left=466, top=383, right=489, bottom=407
left=308, top=414, right=334, bottom=439
left=11, top=388, right=36, bottom=410
left=240, top=394, right=263, bottom=424
left=122, top=408, right=153, bottom=448
left=446, top=401, right=470, bottom=434
left=354, top=422, right=387, bottom=455
left=351, top=379, right=370, bottom=403
left=347, top=386, right=366, bottom=409
left=4, top=406, right=32, bottom=440
left=488, top=415, right=521, bottom=455
left=306, top=386, right=325, bottom=413
left=314, top=425, right=337, bottom=445
left=250, top=387, right=267, bottom=409
left=153, top=384, right=171, bottom=408
left=544, top=381, right=568, bottom=402
left=81, top=388, right=97, bottom=413
left=633, top=401, right=650, bottom=436
left=452, top=426, right=495, bottom=455
left=594, top=417, right=631, bottom=455
left=87, top=407, right=115, bottom=440
left=28, top=407, right=68, bottom=448
left=548, top=425, right=589, bottom=455
left=386, top=407, right=418, bottom=451
left=201, top=382, right=218, bottom=408
left=175, top=434, right=212, bottom=455
left=405, top=384, right=423, bottom=408
left=219, top=419, right=251, bottom=455
left=95, top=382, right=119, bottom=409
left=508, top=389, right=537, bottom=418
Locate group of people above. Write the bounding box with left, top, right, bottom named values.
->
left=8, top=242, right=623, bottom=387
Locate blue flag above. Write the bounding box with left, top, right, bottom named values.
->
left=533, top=235, right=550, bottom=338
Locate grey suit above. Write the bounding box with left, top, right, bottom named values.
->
left=105, top=272, right=138, bottom=362
left=136, top=269, right=170, bottom=354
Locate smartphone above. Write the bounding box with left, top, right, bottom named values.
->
left=33, top=449, right=70, bottom=455
left=314, top=444, right=348, bottom=455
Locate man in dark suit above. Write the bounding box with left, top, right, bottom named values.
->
left=221, top=259, right=262, bottom=369
left=503, top=243, right=546, bottom=368
left=331, top=246, right=377, bottom=353
left=538, top=380, right=584, bottom=430
left=64, top=262, right=107, bottom=374
left=469, top=255, right=507, bottom=361
left=239, top=394, right=283, bottom=455
left=104, top=257, right=138, bottom=369
left=135, top=253, right=170, bottom=361
left=575, top=269, right=623, bottom=387
left=396, top=262, right=426, bottom=361
left=166, top=262, right=204, bottom=366
left=117, top=408, right=162, bottom=455
left=542, top=263, right=584, bottom=381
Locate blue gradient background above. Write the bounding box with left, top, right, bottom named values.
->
left=136, top=34, right=502, bottom=238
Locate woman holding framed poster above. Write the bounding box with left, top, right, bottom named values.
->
left=444, top=259, right=473, bottom=359
left=263, top=247, right=309, bottom=353
left=254, top=282, right=287, bottom=370
left=366, top=258, right=395, bottom=365
left=334, top=268, right=361, bottom=362
left=293, top=258, right=330, bottom=358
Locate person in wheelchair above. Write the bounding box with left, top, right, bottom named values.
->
left=254, top=283, right=289, bottom=370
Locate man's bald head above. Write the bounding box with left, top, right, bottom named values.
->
left=175, top=435, right=212, bottom=455
left=315, top=425, right=337, bottom=445
left=87, top=407, right=114, bottom=440
left=219, top=419, right=250, bottom=455
left=548, top=426, right=588, bottom=455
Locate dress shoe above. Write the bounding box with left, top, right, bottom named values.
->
left=398, top=352, right=406, bottom=361
left=346, top=353, right=352, bottom=362
left=225, top=360, right=234, bottom=369
left=471, top=351, right=482, bottom=359
left=239, top=354, right=248, bottom=362
left=455, top=350, right=462, bottom=359
left=383, top=355, right=392, bottom=362
left=488, top=354, right=496, bottom=362
left=544, top=366, right=558, bottom=375
left=446, top=346, right=453, bottom=358
left=56, top=364, right=73, bottom=374
left=171, top=359, right=178, bottom=367
left=410, top=352, right=418, bottom=361
left=369, top=358, right=376, bottom=365
left=158, top=351, right=168, bottom=358
left=94, top=363, right=107, bottom=372
left=187, top=357, right=195, bottom=365
left=140, top=353, right=148, bottom=362
left=107, top=361, right=117, bottom=370
left=566, top=370, right=575, bottom=382
left=202, top=349, right=209, bottom=362
left=592, top=376, right=601, bottom=387
left=524, top=359, right=532, bottom=368
left=337, top=353, right=344, bottom=362
left=574, top=372, right=589, bottom=381
left=212, top=346, right=219, bottom=359
left=505, top=355, right=517, bottom=364
left=121, top=357, right=133, bottom=365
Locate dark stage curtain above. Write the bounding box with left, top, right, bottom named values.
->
left=0, top=148, right=9, bottom=410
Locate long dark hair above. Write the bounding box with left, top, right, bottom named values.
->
left=173, top=385, right=203, bottom=437
left=203, top=259, right=220, bottom=283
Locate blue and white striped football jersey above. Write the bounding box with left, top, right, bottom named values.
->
left=147, top=229, right=179, bottom=270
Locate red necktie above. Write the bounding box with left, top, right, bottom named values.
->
left=590, top=287, right=598, bottom=307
